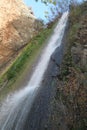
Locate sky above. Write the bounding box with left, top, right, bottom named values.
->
left=23, top=0, right=50, bottom=23
left=23, top=0, right=83, bottom=23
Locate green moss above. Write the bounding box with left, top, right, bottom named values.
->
left=0, top=26, right=54, bottom=100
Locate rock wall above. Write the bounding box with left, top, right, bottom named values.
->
left=0, top=0, right=36, bottom=69
left=54, top=2, right=87, bottom=130
left=71, top=13, right=87, bottom=71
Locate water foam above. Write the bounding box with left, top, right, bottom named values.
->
left=0, top=12, right=69, bottom=130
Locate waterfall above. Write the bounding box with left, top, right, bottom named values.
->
left=0, top=12, right=69, bottom=130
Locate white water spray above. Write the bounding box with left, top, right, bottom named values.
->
left=0, top=12, right=69, bottom=130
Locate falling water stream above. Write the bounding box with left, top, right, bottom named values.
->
left=0, top=12, right=68, bottom=130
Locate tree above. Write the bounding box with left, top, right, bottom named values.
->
left=34, top=19, right=45, bottom=31
left=35, top=0, right=81, bottom=23
left=35, top=0, right=56, bottom=5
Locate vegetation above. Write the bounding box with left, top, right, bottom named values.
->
left=41, top=1, right=87, bottom=130
left=0, top=26, right=54, bottom=99
left=35, top=0, right=83, bottom=24
left=6, top=29, right=50, bottom=80
left=54, top=1, right=87, bottom=130
left=0, top=0, right=87, bottom=129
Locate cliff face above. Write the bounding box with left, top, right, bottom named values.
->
left=0, top=0, right=36, bottom=69
left=46, top=2, right=87, bottom=130
left=54, top=2, right=87, bottom=130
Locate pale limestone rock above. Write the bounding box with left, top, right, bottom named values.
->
left=0, top=0, right=37, bottom=69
